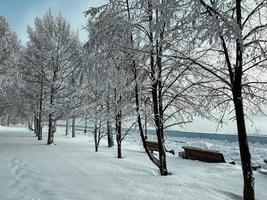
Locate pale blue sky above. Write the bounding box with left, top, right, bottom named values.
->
left=0, top=0, right=106, bottom=43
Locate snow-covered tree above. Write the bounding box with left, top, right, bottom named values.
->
left=83, top=11, right=135, bottom=155
left=26, top=10, right=82, bottom=144
left=85, top=0, right=199, bottom=175
left=0, top=16, right=25, bottom=125
left=171, top=0, right=267, bottom=199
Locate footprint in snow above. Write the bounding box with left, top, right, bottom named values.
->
left=6, top=158, right=59, bottom=200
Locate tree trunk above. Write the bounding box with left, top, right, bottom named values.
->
left=47, top=113, right=53, bottom=145
left=126, top=0, right=160, bottom=169
left=53, top=120, right=57, bottom=134
left=72, top=117, right=75, bottom=138
left=234, top=96, right=255, bottom=200
left=37, top=116, right=42, bottom=140
left=107, top=86, right=114, bottom=147
left=116, top=111, right=122, bottom=158
left=148, top=0, right=167, bottom=176
left=144, top=99, right=148, bottom=140
left=37, top=111, right=42, bottom=140
left=156, top=3, right=167, bottom=175
left=47, top=70, right=55, bottom=145
left=37, top=72, right=44, bottom=140
left=6, top=115, right=10, bottom=126
left=65, top=119, right=68, bottom=135
left=134, top=68, right=160, bottom=167
left=94, top=123, right=98, bottom=152
left=234, top=1, right=255, bottom=199
left=84, top=117, right=87, bottom=133
left=34, top=113, right=38, bottom=137
left=152, top=84, right=168, bottom=176
left=107, top=119, right=114, bottom=147
left=37, top=112, right=42, bottom=140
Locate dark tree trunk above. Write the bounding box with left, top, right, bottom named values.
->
left=37, top=85, right=43, bottom=140
left=47, top=105, right=54, bottom=144
left=65, top=119, right=69, bottom=135
left=148, top=0, right=167, bottom=176
left=144, top=99, right=148, bottom=140
left=84, top=117, right=87, bottom=133
left=144, top=116, right=148, bottom=140
left=94, top=123, right=98, bottom=152
left=47, top=113, right=53, bottom=145
left=53, top=120, right=57, bottom=134
left=198, top=0, right=255, bottom=198
left=47, top=65, right=57, bottom=145
left=7, top=115, right=10, bottom=126
left=126, top=0, right=160, bottom=169
left=72, top=117, right=75, bottom=138
left=37, top=114, right=42, bottom=140
left=234, top=1, right=255, bottom=199
left=135, top=72, right=160, bottom=167
left=233, top=94, right=255, bottom=200
left=37, top=71, right=44, bottom=140
left=156, top=3, right=167, bottom=175
left=107, top=96, right=114, bottom=147
left=116, top=111, right=122, bottom=158
left=97, top=121, right=103, bottom=151
left=107, top=120, right=114, bottom=147
left=34, top=113, right=38, bottom=137
left=36, top=117, right=39, bottom=137
left=152, top=84, right=167, bottom=175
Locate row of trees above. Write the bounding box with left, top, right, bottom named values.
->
left=1, top=1, right=267, bottom=199
left=85, top=1, right=267, bottom=199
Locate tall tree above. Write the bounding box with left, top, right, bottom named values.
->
left=27, top=10, right=82, bottom=144
left=173, top=0, right=267, bottom=199
left=85, top=0, right=196, bottom=174
left=0, top=16, right=25, bottom=125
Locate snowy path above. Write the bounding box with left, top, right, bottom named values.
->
left=0, top=127, right=266, bottom=200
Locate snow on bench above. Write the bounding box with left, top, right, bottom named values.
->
left=180, top=146, right=226, bottom=163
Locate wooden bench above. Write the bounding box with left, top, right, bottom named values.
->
left=181, top=146, right=226, bottom=163
left=145, top=141, right=175, bottom=155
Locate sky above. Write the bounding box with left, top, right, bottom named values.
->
left=0, top=0, right=266, bottom=135
left=0, top=0, right=106, bottom=43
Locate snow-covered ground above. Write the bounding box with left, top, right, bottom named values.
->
left=0, top=126, right=266, bottom=200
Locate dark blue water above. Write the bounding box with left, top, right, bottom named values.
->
left=150, top=130, right=267, bottom=144
left=57, top=124, right=267, bottom=144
